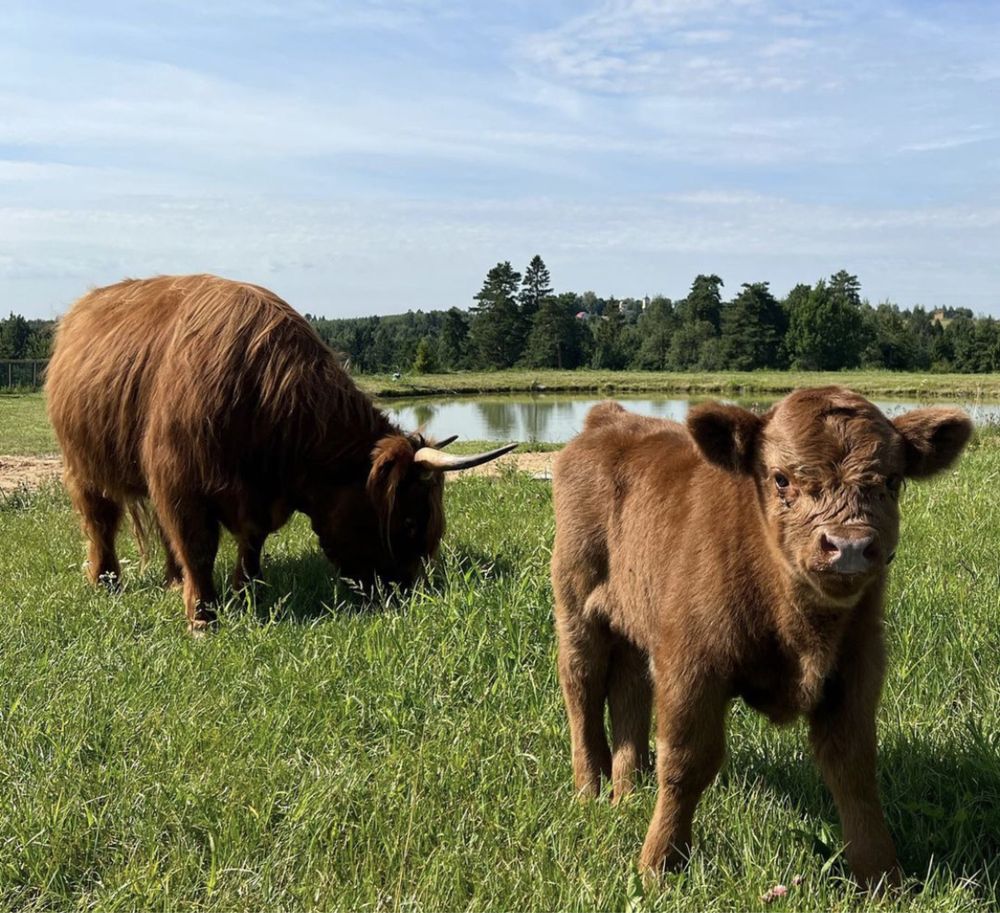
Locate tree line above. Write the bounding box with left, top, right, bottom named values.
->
left=309, top=258, right=1000, bottom=374
left=3, top=258, right=999, bottom=375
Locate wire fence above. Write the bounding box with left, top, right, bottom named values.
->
left=0, top=360, right=48, bottom=390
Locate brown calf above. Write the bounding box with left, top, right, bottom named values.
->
left=551, top=387, right=972, bottom=887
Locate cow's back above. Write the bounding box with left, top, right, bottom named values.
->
left=47, top=276, right=187, bottom=497
left=47, top=274, right=334, bottom=501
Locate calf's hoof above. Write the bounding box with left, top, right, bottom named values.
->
left=854, top=862, right=903, bottom=894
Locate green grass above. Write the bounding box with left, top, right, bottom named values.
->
left=1, top=440, right=998, bottom=911
left=361, top=369, right=1000, bottom=401
left=0, top=393, right=58, bottom=455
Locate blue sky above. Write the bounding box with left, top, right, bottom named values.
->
left=2, top=0, right=998, bottom=318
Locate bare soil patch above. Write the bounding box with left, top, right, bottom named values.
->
left=0, top=451, right=556, bottom=494
left=0, top=455, right=62, bottom=494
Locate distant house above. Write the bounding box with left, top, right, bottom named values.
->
left=931, top=308, right=950, bottom=327
left=575, top=311, right=588, bottom=320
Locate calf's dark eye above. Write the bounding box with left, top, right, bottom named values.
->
left=774, top=472, right=790, bottom=491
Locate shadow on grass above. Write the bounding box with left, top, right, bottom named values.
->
left=727, top=728, right=1000, bottom=897
left=196, top=542, right=519, bottom=626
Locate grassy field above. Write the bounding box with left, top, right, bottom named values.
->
left=360, top=369, right=1000, bottom=401
left=0, top=425, right=998, bottom=910
left=0, top=393, right=59, bottom=455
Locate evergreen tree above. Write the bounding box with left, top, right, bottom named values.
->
left=635, top=297, right=676, bottom=370
left=591, top=297, right=627, bottom=369
left=437, top=307, right=469, bottom=371
left=0, top=313, right=31, bottom=358
left=412, top=336, right=437, bottom=373
left=719, top=282, right=786, bottom=370
left=785, top=275, right=864, bottom=370
left=519, top=255, right=553, bottom=323
left=677, top=275, right=724, bottom=331
left=667, top=320, right=717, bottom=370
left=524, top=293, right=588, bottom=368
left=469, top=261, right=524, bottom=368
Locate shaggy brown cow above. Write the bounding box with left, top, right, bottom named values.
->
left=47, top=274, right=514, bottom=630
left=551, top=388, right=972, bottom=887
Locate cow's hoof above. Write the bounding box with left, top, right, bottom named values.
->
left=188, top=608, right=218, bottom=636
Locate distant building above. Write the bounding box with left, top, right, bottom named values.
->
left=575, top=311, right=588, bottom=320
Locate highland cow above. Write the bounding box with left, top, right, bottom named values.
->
left=47, top=274, right=513, bottom=630
left=550, top=388, right=972, bottom=887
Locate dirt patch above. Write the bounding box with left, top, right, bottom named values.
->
left=464, top=450, right=557, bottom=479
left=0, top=455, right=62, bottom=494
left=0, top=450, right=558, bottom=494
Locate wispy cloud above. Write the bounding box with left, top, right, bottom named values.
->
left=1, top=0, right=998, bottom=316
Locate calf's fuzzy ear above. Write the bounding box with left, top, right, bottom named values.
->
left=687, top=402, right=765, bottom=473
left=893, top=408, right=973, bottom=479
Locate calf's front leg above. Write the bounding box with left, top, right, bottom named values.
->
left=639, top=676, right=727, bottom=874
left=808, top=626, right=900, bottom=889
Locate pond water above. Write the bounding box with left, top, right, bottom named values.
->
left=380, top=394, right=1000, bottom=444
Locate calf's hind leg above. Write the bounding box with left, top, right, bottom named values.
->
left=67, top=477, right=123, bottom=587
left=553, top=574, right=613, bottom=797
left=608, top=637, right=652, bottom=802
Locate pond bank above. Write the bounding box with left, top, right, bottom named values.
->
left=357, top=369, right=1000, bottom=401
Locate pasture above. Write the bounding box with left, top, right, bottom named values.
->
left=0, top=398, right=998, bottom=911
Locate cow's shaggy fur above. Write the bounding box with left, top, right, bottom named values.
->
left=551, top=387, right=972, bottom=887
left=47, top=274, right=447, bottom=629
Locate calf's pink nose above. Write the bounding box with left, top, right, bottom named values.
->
left=820, top=531, right=878, bottom=574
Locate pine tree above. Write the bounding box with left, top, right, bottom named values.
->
left=437, top=308, right=469, bottom=371
left=468, top=261, right=524, bottom=368
left=524, top=293, right=588, bottom=368
left=0, top=313, right=31, bottom=358
left=719, top=282, right=786, bottom=370
left=412, top=336, right=437, bottom=373
left=591, top=297, right=627, bottom=369
left=519, top=255, right=553, bottom=323
left=677, top=275, right=724, bottom=331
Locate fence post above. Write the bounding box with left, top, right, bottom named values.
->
left=7, top=362, right=10, bottom=388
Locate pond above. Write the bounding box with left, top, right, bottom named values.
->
left=380, top=394, right=1000, bottom=444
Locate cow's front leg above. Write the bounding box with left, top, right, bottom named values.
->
left=153, top=490, right=221, bottom=633
left=639, top=675, right=727, bottom=875
left=808, top=624, right=900, bottom=889
left=232, top=530, right=267, bottom=591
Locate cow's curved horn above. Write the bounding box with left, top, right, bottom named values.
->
left=413, top=442, right=517, bottom=472
left=434, top=434, right=458, bottom=449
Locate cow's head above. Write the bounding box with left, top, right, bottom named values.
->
left=311, top=433, right=516, bottom=588
left=688, top=387, right=972, bottom=604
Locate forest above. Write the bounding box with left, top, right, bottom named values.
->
left=3, top=258, right=999, bottom=375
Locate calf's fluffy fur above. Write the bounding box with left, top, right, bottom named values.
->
left=550, top=387, right=972, bottom=886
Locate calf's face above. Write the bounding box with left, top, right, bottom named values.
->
left=688, top=387, right=972, bottom=603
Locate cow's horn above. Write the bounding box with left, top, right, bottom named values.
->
left=435, top=434, right=458, bottom=449
left=413, top=442, right=517, bottom=472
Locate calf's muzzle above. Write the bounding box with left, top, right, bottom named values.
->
left=819, top=529, right=879, bottom=575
